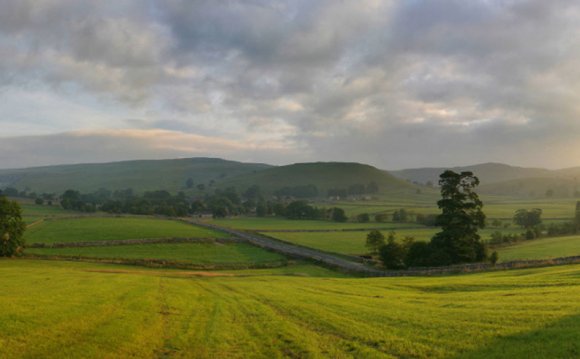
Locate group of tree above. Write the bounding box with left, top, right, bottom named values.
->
left=0, top=187, right=56, bottom=206
left=49, top=185, right=353, bottom=222
left=375, top=171, right=493, bottom=269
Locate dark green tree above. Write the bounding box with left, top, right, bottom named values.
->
left=378, top=232, right=406, bottom=269
left=429, top=171, right=487, bottom=265
left=330, top=207, right=347, bottom=222
left=365, top=230, right=385, bottom=254
left=357, top=213, right=370, bottom=223
left=0, top=196, right=26, bottom=257
left=513, top=208, right=542, bottom=229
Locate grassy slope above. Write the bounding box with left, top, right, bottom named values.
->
left=24, top=217, right=227, bottom=244
left=25, top=243, right=285, bottom=266
left=480, top=177, right=579, bottom=198
left=0, top=260, right=578, bottom=358
left=0, top=157, right=271, bottom=193
left=498, top=235, right=580, bottom=261
left=220, top=162, right=416, bottom=194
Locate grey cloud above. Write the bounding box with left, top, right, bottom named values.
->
left=1, top=0, right=580, bottom=169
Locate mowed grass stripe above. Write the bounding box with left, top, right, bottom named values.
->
left=24, top=217, right=228, bottom=244
left=0, top=260, right=578, bottom=358
left=25, top=243, right=286, bottom=266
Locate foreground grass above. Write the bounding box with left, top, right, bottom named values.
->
left=25, top=242, right=285, bottom=267
left=498, top=235, right=580, bottom=262
left=24, top=217, right=227, bottom=244
left=0, top=260, right=578, bottom=358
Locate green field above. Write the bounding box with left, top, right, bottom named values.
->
left=25, top=243, right=285, bottom=267
left=267, top=227, right=524, bottom=256
left=498, top=235, right=580, bottom=262
left=210, top=217, right=419, bottom=231
left=18, top=202, right=72, bottom=224
left=0, top=260, right=578, bottom=358
left=24, top=217, right=227, bottom=244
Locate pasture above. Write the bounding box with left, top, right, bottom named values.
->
left=498, top=235, right=580, bottom=261
left=0, top=260, right=578, bottom=358
left=266, top=227, right=524, bottom=256
left=24, top=217, right=227, bottom=244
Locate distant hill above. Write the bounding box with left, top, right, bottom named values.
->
left=0, top=158, right=272, bottom=194
left=391, top=162, right=554, bottom=186
left=479, top=177, right=579, bottom=198
left=220, top=162, right=415, bottom=195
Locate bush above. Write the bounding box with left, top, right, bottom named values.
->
left=330, top=207, right=347, bottom=222
left=366, top=230, right=385, bottom=254
left=489, top=251, right=499, bottom=265
left=374, top=213, right=389, bottom=223
left=357, top=213, right=370, bottom=223
left=378, top=233, right=406, bottom=269
left=0, top=196, right=26, bottom=257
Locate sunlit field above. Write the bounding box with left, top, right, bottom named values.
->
left=0, top=260, right=578, bottom=358
left=24, top=217, right=227, bottom=244
left=498, top=235, right=580, bottom=262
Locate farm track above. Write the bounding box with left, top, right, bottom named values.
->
left=189, top=220, right=387, bottom=276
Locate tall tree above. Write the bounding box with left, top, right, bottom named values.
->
left=0, top=196, right=26, bottom=257
left=430, top=171, right=487, bottom=265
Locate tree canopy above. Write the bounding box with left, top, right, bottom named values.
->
left=429, top=170, right=487, bottom=265
left=0, top=196, right=26, bottom=257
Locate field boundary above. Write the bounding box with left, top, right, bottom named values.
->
left=26, top=237, right=238, bottom=248
left=253, top=226, right=424, bottom=233
left=21, top=254, right=290, bottom=270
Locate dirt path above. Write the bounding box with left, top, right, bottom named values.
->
left=189, top=220, right=387, bottom=276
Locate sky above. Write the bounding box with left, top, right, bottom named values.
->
left=1, top=0, right=580, bottom=170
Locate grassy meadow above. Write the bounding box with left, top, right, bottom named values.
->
left=0, top=260, right=578, bottom=358
left=498, top=235, right=580, bottom=262
left=24, top=217, right=227, bottom=244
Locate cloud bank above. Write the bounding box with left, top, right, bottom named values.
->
left=1, top=0, right=580, bottom=169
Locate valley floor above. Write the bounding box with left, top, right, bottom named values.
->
left=1, top=259, right=578, bottom=358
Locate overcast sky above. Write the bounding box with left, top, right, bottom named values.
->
left=1, top=0, right=580, bottom=170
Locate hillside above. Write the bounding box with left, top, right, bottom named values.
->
left=479, top=177, right=579, bottom=198
left=0, top=157, right=272, bottom=194
left=392, top=162, right=554, bottom=186
left=220, top=162, right=415, bottom=195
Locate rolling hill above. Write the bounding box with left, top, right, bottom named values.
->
left=0, top=157, right=272, bottom=194
left=220, top=162, right=416, bottom=195
left=391, top=162, right=554, bottom=186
